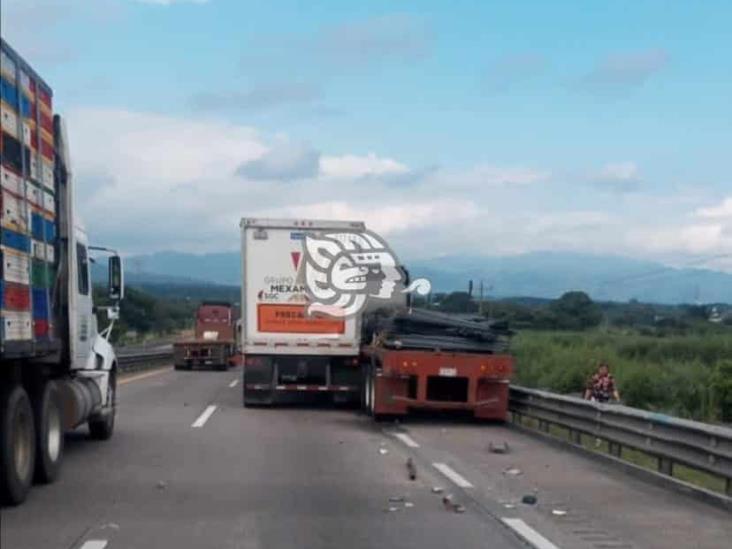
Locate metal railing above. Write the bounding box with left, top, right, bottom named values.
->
left=509, top=386, right=732, bottom=501
left=117, top=350, right=173, bottom=372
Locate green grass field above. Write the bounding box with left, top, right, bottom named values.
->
left=512, top=329, right=732, bottom=423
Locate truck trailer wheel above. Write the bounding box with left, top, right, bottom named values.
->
left=0, top=385, right=36, bottom=505
left=33, top=381, right=64, bottom=484
left=89, top=371, right=116, bottom=441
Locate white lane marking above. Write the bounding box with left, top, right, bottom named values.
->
left=229, top=379, right=239, bottom=388
left=191, top=405, right=217, bottom=428
left=501, top=518, right=561, bottom=549
left=432, top=462, right=473, bottom=488
left=80, top=541, right=108, bottom=549
left=394, top=432, right=420, bottom=448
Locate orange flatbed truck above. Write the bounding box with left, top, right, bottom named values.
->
left=174, top=302, right=236, bottom=371
left=359, top=310, right=514, bottom=421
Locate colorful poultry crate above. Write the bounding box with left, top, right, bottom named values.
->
left=1, top=41, right=57, bottom=351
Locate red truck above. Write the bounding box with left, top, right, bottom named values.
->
left=360, top=309, right=514, bottom=421
left=174, top=302, right=236, bottom=371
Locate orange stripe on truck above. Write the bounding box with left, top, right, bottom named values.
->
left=256, top=304, right=345, bottom=334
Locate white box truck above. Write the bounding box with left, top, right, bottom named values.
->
left=239, top=218, right=365, bottom=406
left=1, top=39, right=124, bottom=505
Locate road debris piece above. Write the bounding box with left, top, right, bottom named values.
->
left=489, top=441, right=510, bottom=454
left=521, top=494, right=538, bottom=505
left=503, top=467, right=523, bottom=476
left=389, top=496, right=406, bottom=503
left=454, top=504, right=466, bottom=513
left=504, top=503, right=516, bottom=509
left=406, top=457, right=417, bottom=480
left=384, top=506, right=400, bottom=513
left=431, top=486, right=444, bottom=494
left=404, top=501, right=414, bottom=508
left=552, top=509, right=567, bottom=516
left=379, top=448, right=389, bottom=455
left=156, top=481, right=167, bottom=490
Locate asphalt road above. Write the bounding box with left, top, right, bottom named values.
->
left=2, top=367, right=729, bottom=549
left=1, top=366, right=524, bottom=549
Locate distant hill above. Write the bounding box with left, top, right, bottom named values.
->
left=115, top=250, right=732, bottom=304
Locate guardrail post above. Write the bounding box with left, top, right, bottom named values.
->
left=570, top=429, right=581, bottom=445
left=658, top=457, right=673, bottom=476
left=608, top=442, right=621, bottom=458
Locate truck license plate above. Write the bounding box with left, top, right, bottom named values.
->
left=439, top=367, right=457, bottom=377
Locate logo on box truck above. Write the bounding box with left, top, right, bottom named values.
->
left=303, top=230, right=431, bottom=318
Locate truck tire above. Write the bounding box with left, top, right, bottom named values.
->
left=0, top=385, right=36, bottom=505
left=89, top=370, right=116, bottom=441
left=33, top=381, right=64, bottom=484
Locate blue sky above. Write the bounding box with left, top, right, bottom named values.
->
left=3, top=0, right=731, bottom=269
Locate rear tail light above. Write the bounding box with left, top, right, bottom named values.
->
left=245, top=356, right=264, bottom=367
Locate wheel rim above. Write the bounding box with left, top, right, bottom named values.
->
left=14, top=405, right=33, bottom=481
left=47, top=404, right=62, bottom=462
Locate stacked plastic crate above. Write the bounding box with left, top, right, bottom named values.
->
left=0, top=42, right=56, bottom=349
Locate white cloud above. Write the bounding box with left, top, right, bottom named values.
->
left=584, top=49, right=669, bottom=90
left=64, top=107, right=730, bottom=271
left=591, top=161, right=641, bottom=192
left=236, top=142, right=320, bottom=181
left=320, top=153, right=409, bottom=179
left=696, top=197, right=732, bottom=219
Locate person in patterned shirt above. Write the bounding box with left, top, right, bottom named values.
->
left=584, top=362, right=620, bottom=403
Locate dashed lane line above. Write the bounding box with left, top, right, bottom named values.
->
left=501, top=518, right=561, bottom=549
left=79, top=541, right=108, bottom=549
left=191, top=405, right=217, bottom=428
left=394, top=432, right=420, bottom=448
left=432, top=462, right=474, bottom=488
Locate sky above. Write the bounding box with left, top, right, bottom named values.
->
left=2, top=0, right=731, bottom=269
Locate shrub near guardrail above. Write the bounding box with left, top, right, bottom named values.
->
left=512, top=330, right=732, bottom=423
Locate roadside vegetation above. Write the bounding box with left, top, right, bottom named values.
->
left=415, top=291, right=732, bottom=423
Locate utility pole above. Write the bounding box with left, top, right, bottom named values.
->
left=479, top=280, right=484, bottom=315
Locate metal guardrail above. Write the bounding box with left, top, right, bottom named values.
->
left=117, top=351, right=173, bottom=371
left=509, top=386, right=732, bottom=501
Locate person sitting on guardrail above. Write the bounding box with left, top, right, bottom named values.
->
left=584, top=362, right=620, bottom=403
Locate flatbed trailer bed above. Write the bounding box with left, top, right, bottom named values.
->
left=361, top=345, right=513, bottom=420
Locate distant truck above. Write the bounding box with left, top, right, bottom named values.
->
left=239, top=218, right=364, bottom=406
left=1, top=40, right=124, bottom=505
left=173, top=301, right=235, bottom=371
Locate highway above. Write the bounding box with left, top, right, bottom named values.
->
left=2, top=365, right=730, bottom=549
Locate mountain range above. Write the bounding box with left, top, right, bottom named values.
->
left=110, top=250, right=732, bottom=304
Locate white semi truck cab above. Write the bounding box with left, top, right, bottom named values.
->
left=0, top=39, right=124, bottom=505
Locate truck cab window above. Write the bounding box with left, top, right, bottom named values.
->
left=77, top=243, right=90, bottom=295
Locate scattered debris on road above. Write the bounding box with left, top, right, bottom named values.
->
left=379, top=448, right=389, bottom=455
left=431, top=486, right=444, bottom=494
left=552, top=509, right=567, bottom=516
left=489, top=441, right=510, bottom=454
left=503, top=467, right=523, bottom=476
left=156, top=481, right=167, bottom=490
left=388, top=496, right=406, bottom=503
left=384, top=506, right=400, bottom=513
left=404, top=501, right=415, bottom=508
left=521, top=494, right=538, bottom=505
left=442, top=494, right=467, bottom=513
left=406, top=457, right=417, bottom=480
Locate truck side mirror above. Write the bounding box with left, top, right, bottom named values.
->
left=109, top=255, right=124, bottom=301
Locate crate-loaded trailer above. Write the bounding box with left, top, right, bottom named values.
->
left=1, top=39, right=124, bottom=505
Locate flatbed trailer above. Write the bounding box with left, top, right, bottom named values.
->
left=173, top=301, right=235, bottom=371
left=360, top=345, right=513, bottom=420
